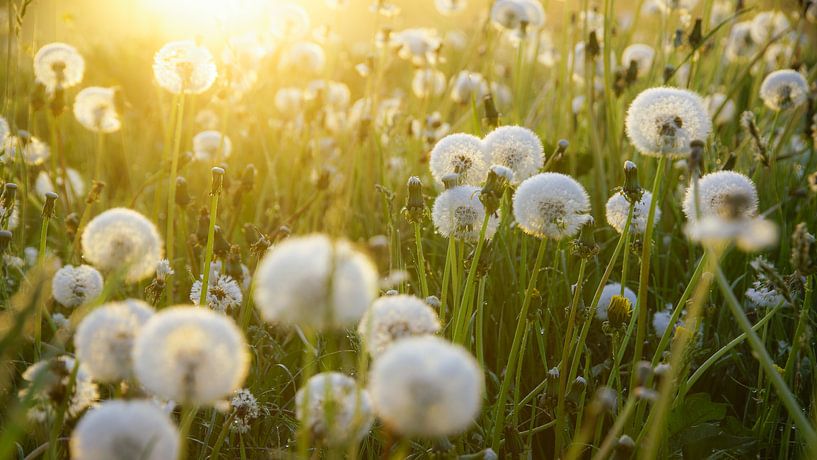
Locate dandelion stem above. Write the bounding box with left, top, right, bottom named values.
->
left=165, top=94, right=186, bottom=303
left=413, top=222, right=429, bottom=299
left=490, top=237, right=548, bottom=452
left=199, top=171, right=223, bottom=306
left=178, top=405, right=199, bottom=460
left=454, top=212, right=491, bottom=344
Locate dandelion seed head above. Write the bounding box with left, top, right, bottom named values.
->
left=652, top=308, right=673, bottom=336
left=35, top=168, right=85, bottom=198
left=483, top=126, right=545, bottom=184
left=432, top=185, right=499, bottom=241
left=34, top=43, right=85, bottom=92
left=73, top=87, right=121, bottom=133
left=270, top=3, right=311, bottom=39
left=358, top=294, right=441, bottom=356
left=52, top=264, right=104, bottom=308
left=2, top=133, right=50, bottom=166
left=625, top=87, right=711, bottom=158
left=513, top=173, right=591, bottom=240
left=189, top=273, right=243, bottom=312
left=435, top=0, right=467, bottom=16
left=683, top=171, right=758, bottom=221
left=278, top=42, right=326, bottom=75
left=390, top=28, right=442, bottom=66
left=296, top=372, right=374, bottom=446
left=621, top=43, right=655, bottom=77
left=20, top=356, right=99, bottom=422
left=274, top=87, right=304, bottom=114
left=153, top=40, right=217, bottom=95
left=192, top=130, right=232, bottom=161
left=412, top=68, right=447, bottom=98
left=725, top=21, right=757, bottom=61
left=70, top=400, right=179, bottom=460
left=745, top=282, right=786, bottom=309
left=253, top=234, right=378, bottom=330
left=81, top=208, right=163, bottom=283
left=596, top=283, right=637, bottom=321
left=368, top=336, right=483, bottom=437
left=430, top=133, right=490, bottom=186
left=230, top=388, right=260, bottom=433
left=605, top=191, right=660, bottom=235
left=132, top=306, right=249, bottom=405
left=75, top=300, right=154, bottom=383
left=750, top=11, right=791, bottom=44
left=450, top=71, right=489, bottom=104
left=759, top=70, right=809, bottom=111
left=685, top=215, right=778, bottom=251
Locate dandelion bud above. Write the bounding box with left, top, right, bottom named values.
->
left=688, top=139, right=704, bottom=176
left=616, top=434, right=636, bottom=457
left=571, top=217, right=599, bottom=259
left=441, top=173, right=460, bottom=189
left=210, top=167, right=225, bottom=196
left=673, top=29, right=683, bottom=48
left=689, top=18, right=703, bottom=48
left=573, top=376, right=587, bottom=391
left=239, top=164, right=255, bottom=193
left=480, top=166, right=511, bottom=216
left=663, top=65, right=674, bottom=84
left=791, top=223, right=817, bottom=275
left=404, top=176, right=426, bottom=223
left=31, top=83, right=47, bottom=111
left=633, top=361, right=653, bottom=388
left=85, top=181, right=105, bottom=205
left=634, top=387, right=658, bottom=402
left=175, top=177, right=192, bottom=208
left=1, top=183, right=17, bottom=210
left=484, top=93, right=500, bottom=128
left=607, top=294, right=632, bottom=329
left=42, top=192, right=58, bottom=218
left=593, top=387, right=617, bottom=413
left=0, top=230, right=11, bottom=253
left=622, top=160, right=642, bottom=202
left=213, top=225, right=231, bottom=257
left=587, top=31, right=600, bottom=58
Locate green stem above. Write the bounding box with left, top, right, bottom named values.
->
left=34, top=215, right=50, bottom=356
left=178, top=405, right=199, bottom=460
left=413, top=222, right=429, bottom=298
left=454, top=212, right=491, bottom=344
left=591, top=395, right=638, bottom=460
left=199, top=189, right=220, bottom=306
left=165, top=95, right=186, bottom=303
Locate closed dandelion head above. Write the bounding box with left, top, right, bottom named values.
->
left=483, top=126, right=545, bottom=184
left=625, top=87, right=711, bottom=158
left=253, top=234, right=378, bottom=330
left=513, top=173, right=591, bottom=240
left=429, top=133, right=490, bottom=186
left=52, top=264, right=104, bottom=308
left=73, top=87, right=121, bottom=133
left=621, top=44, right=655, bottom=77
left=230, top=388, right=261, bottom=433
left=2, top=132, right=50, bottom=166
left=189, top=273, right=243, bottom=313
left=368, top=336, right=483, bottom=437
left=683, top=171, right=758, bottom=221
left=75, top=299, right=154, bottom=383
left=759, top=70, right=809, bottom=111
left=358, top=294, right=441, bottom=357
left=605, top=191, right=660, bottom=235
left=192, top=130, right=232, bottom=161
left=596, top=283, right=637, bottom=322
left=296, top=372, right=374, bottom=446
left=70, top=400, right=179, bottom=460
left=34, top=43, right=85, bottom=92
left=432, top=185, right=499, bottom=241
left=132, top=306, right=249, bottom=405
left=81, top=208, right=163, bottom=283
left=153, top=40, right=217, bottom=95
left=20, top=356, right=99, bottom=423
left=450, top=71, right=488, bottom=104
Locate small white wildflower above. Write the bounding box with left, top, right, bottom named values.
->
left=34, top=43, right=85, bottom=92
left=81, top=208, right=163, bottom=283
left=153, top=40, right=217, bottom=95
left=621, top=43, right=655, bottom=77
left=73, top=87, right=121, bottom=133
left=230, top=388, right=260, bottom=433
left=192, top=130, right=232, bottom=161
left=450, top=71, right=488, bottom=104
left=189, top=273, right=243, bottom=312
left=20, top=356, right=99, bottom=423
left=369, top=336, right=483, bottom=437
left=132, top=306, right=250, bottom=405
left=75, top=300, right=154, bottom=382
left=605, top=191, right=660, bottom=235
left=432, top=185, right=499, bottom=241
left=70, top=400, right=179, bottom=460
left=759, top=70, right=809, bottom=111
left=595, top=283, right=638, bottom=321
left=358, top=294, right=441, bottom=356
left=625, top=87, right=711, bottom=158
left=52, top=265, right=104, bottom=308
left=682, top=171, right=758, bottom=221
left=482, top=125, right=545, bottom=184
left=253, top=234, right=378, bottom=330
left=296, top=372, right=374, bottom=446
left=429, top=133, right=490, bottom=186
left=512, top=173, right=591, bottom=240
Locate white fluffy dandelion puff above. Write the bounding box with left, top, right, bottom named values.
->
left=2, top=132, right=50, bottom=166
left=81, top=208, right=163, bottom=283
left=153, top=40, right=217, bottom=95
left=19, top=356, right=99, bottom=423
left=357, top=294, right=441, bottom=356
left=482, top=125, right=545, bottom=184
left=605, top=191, right=660, bottom=234
left=73, top=87, right=121, bottom=133
left=189, top=273, right=243, bottom=313
left=132, top=306, right=250, bottom=405
left=682, top=171, right=758, bottom=221
left=412, top=68, right=447, bottom=98
left=34, top=42, right=85, bottom=92
left=192, top=130, right=232, bottom=161
left=450, top=71, right=488, bottom=104
left=512, top=173, right=592, bottom=240
left=51, top=264, right=104, bottom=308
left=296, top=372, right=374, bottom=446
left=429, top=133, right=490, bottom=186
left=368, top=336, right=483, bottom=437
left=432, top=185, right=500, bottom=241
left=230, top=388, right=261, bottom=434
left=625, top=87, right=711, bottom=158
left=621, top=44, right=655, bottom=77
left=759, top=70, right=809, bottom=111
left=253, top=234, right=379, bottom=330
left=595, top=283, right=638, bottom=321
left=74, top=299, right=155, bottom=383
left=70, top=400, right=179, bottom=460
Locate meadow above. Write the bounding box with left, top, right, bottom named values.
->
left=0, top=0, right=816, bottom=458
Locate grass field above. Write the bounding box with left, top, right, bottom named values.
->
left=0, top=0, right=816, bottom=458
